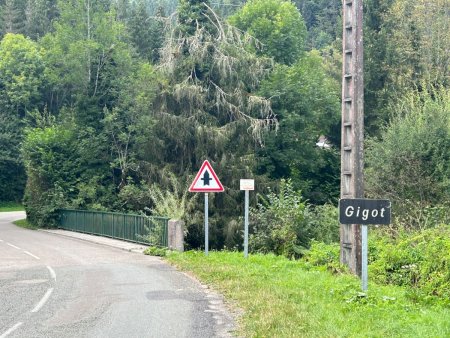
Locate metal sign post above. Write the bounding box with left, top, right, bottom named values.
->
left=339, top=198, right=391, bottom=291
left=361, top=224, right=368, bottom=291
left=244, top=190, right=249, bottom=258
left=205, top=193, right=209, bottom=255
left=240, top=179, right=254, bottom=258
left=189, top=160, right=224, bottom=256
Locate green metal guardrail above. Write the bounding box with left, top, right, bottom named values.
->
left=58, top=209, right=169, bottom=247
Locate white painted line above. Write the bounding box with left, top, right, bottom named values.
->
left=6, top=243, right=21, bottom=250
left=31, top=288, right=54, bottom=313
left=0, top=322, right=23, bottom=338
left=47, top=266, right=56, bottom=281
left=0, top=239, right=3, bottom=242
left=23, top=251, right=40, bottom=260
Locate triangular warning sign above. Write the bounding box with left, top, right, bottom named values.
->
left=189, top=160, right=224, bottom=192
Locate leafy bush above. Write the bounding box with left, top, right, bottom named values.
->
left=22, top=126, right=78, bottom=227
left=118, top=180, right=154, bottom=212
left=250, top=179, right=339, bottom=258
left=392, top=201, right=450, bottom=231
left=365, top=87, right=450, bottom=228
left=250, top=179, right=308, bottom=258
left=370, top=225, right=450, bottom=305
left=304, top=204, right=340, bottom=244
left=302, top=240, right=346, bottom=273
left=298, top=224, right=450, bottom=305
left=23, top=182, right=67, bottom=227
left=137, top=218, right=168, bottom=247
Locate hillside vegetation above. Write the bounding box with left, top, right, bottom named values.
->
left=0, top=0, right=448, bottom=252
left=1, top=1, right=449, bottom=331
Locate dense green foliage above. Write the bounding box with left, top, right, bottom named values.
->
left=250, top=179, right=309, bottom=257
left=229, top=0, right=306, bottom=65
left=0, top=0, right=448, bottom=251
left=167, top=251, right=450, bottom=337
left=0, top=33, right=44, bottom=201
left=257, top=51, right=341, bottom=202
left=364, top=0, right=450, bottom=132
left=22, top=125, right=78, bottom=226
left=304, top=225, right=450, bottom=307
left=365, top=87, right=450, bottom=227
left=294, top=0, right=341, bottom=49
left=250, top=179, right=339, bottom=258
left=370, top=226, right=450, bottom=305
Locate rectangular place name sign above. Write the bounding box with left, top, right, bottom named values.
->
left=339, top=198, right=391, bottom=225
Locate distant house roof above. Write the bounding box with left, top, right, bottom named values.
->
left=316, top=135, right=331, bottom=149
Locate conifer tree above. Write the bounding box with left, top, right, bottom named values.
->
left=24, top=0, right=58, bottom=40
left=145, top=0, right=277, bottom=249
left=128, top=0, right=164, bottom=63
left=1, top=0, right=26, bottom=36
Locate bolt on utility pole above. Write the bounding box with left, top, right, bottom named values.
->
left=340, top=0, right=364, bottom=276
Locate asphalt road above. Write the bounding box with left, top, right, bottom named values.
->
left=0, top=212, right=234, bottom=338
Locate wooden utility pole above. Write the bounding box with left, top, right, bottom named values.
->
left=340, top=0, right=364, bottom=276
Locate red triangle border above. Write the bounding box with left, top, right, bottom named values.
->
left=189, top=160, right=224, bottom=192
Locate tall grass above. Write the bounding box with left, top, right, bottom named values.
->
left=148, top=172, right=196, bottom=220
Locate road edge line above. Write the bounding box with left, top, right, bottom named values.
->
left=0, top=322, right=23, bottom=338
left=31, top=288, right=54, bottom=313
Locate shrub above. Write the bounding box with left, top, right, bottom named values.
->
left=250, top=179, right=308, bottom=258
left=370, top=225, right=450, bottom=305
left=250, top=180, right=340, bottom=258
left=299, top=225, right=450, bottom=305
left=302, top=240, right=346, bottom=273
left=22, top=126, right=78, bottom=227
left=304, top=204, right=340, bottom=244
left=365, top=86, right=450, bottom=229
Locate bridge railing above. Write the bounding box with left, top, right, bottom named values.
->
left=58, top=209, right=169, bottom=247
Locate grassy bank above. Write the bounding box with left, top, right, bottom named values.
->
left=13, top=218, right=37, bottom=230
left=0, top=202, right=24, bottom=212
left=166, top=251, right=450, bottom=337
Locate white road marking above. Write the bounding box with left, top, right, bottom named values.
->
left=0, top=322, right=23, bottom=338
left=6, top=243, right=21, bottom=250
left=0, top=239, right=3, bottom=242
left=23, top=251, right=40, bottom=260
left=31, top=288, right=54, bottom=313
left=47, top=266, right=57, bottom=281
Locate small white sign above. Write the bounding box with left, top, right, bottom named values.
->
left=240, top=179, right=255, bottom=191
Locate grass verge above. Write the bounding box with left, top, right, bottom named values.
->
left=13, top=219, right=37, bottom=230
left=0, top=202, right=24, bottom=212
left=144, top=246, right=168, bottom=257
left=166, top=251, right=450, bottom=337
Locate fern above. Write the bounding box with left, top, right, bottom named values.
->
left=147, top=171, right=196, bottom=220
